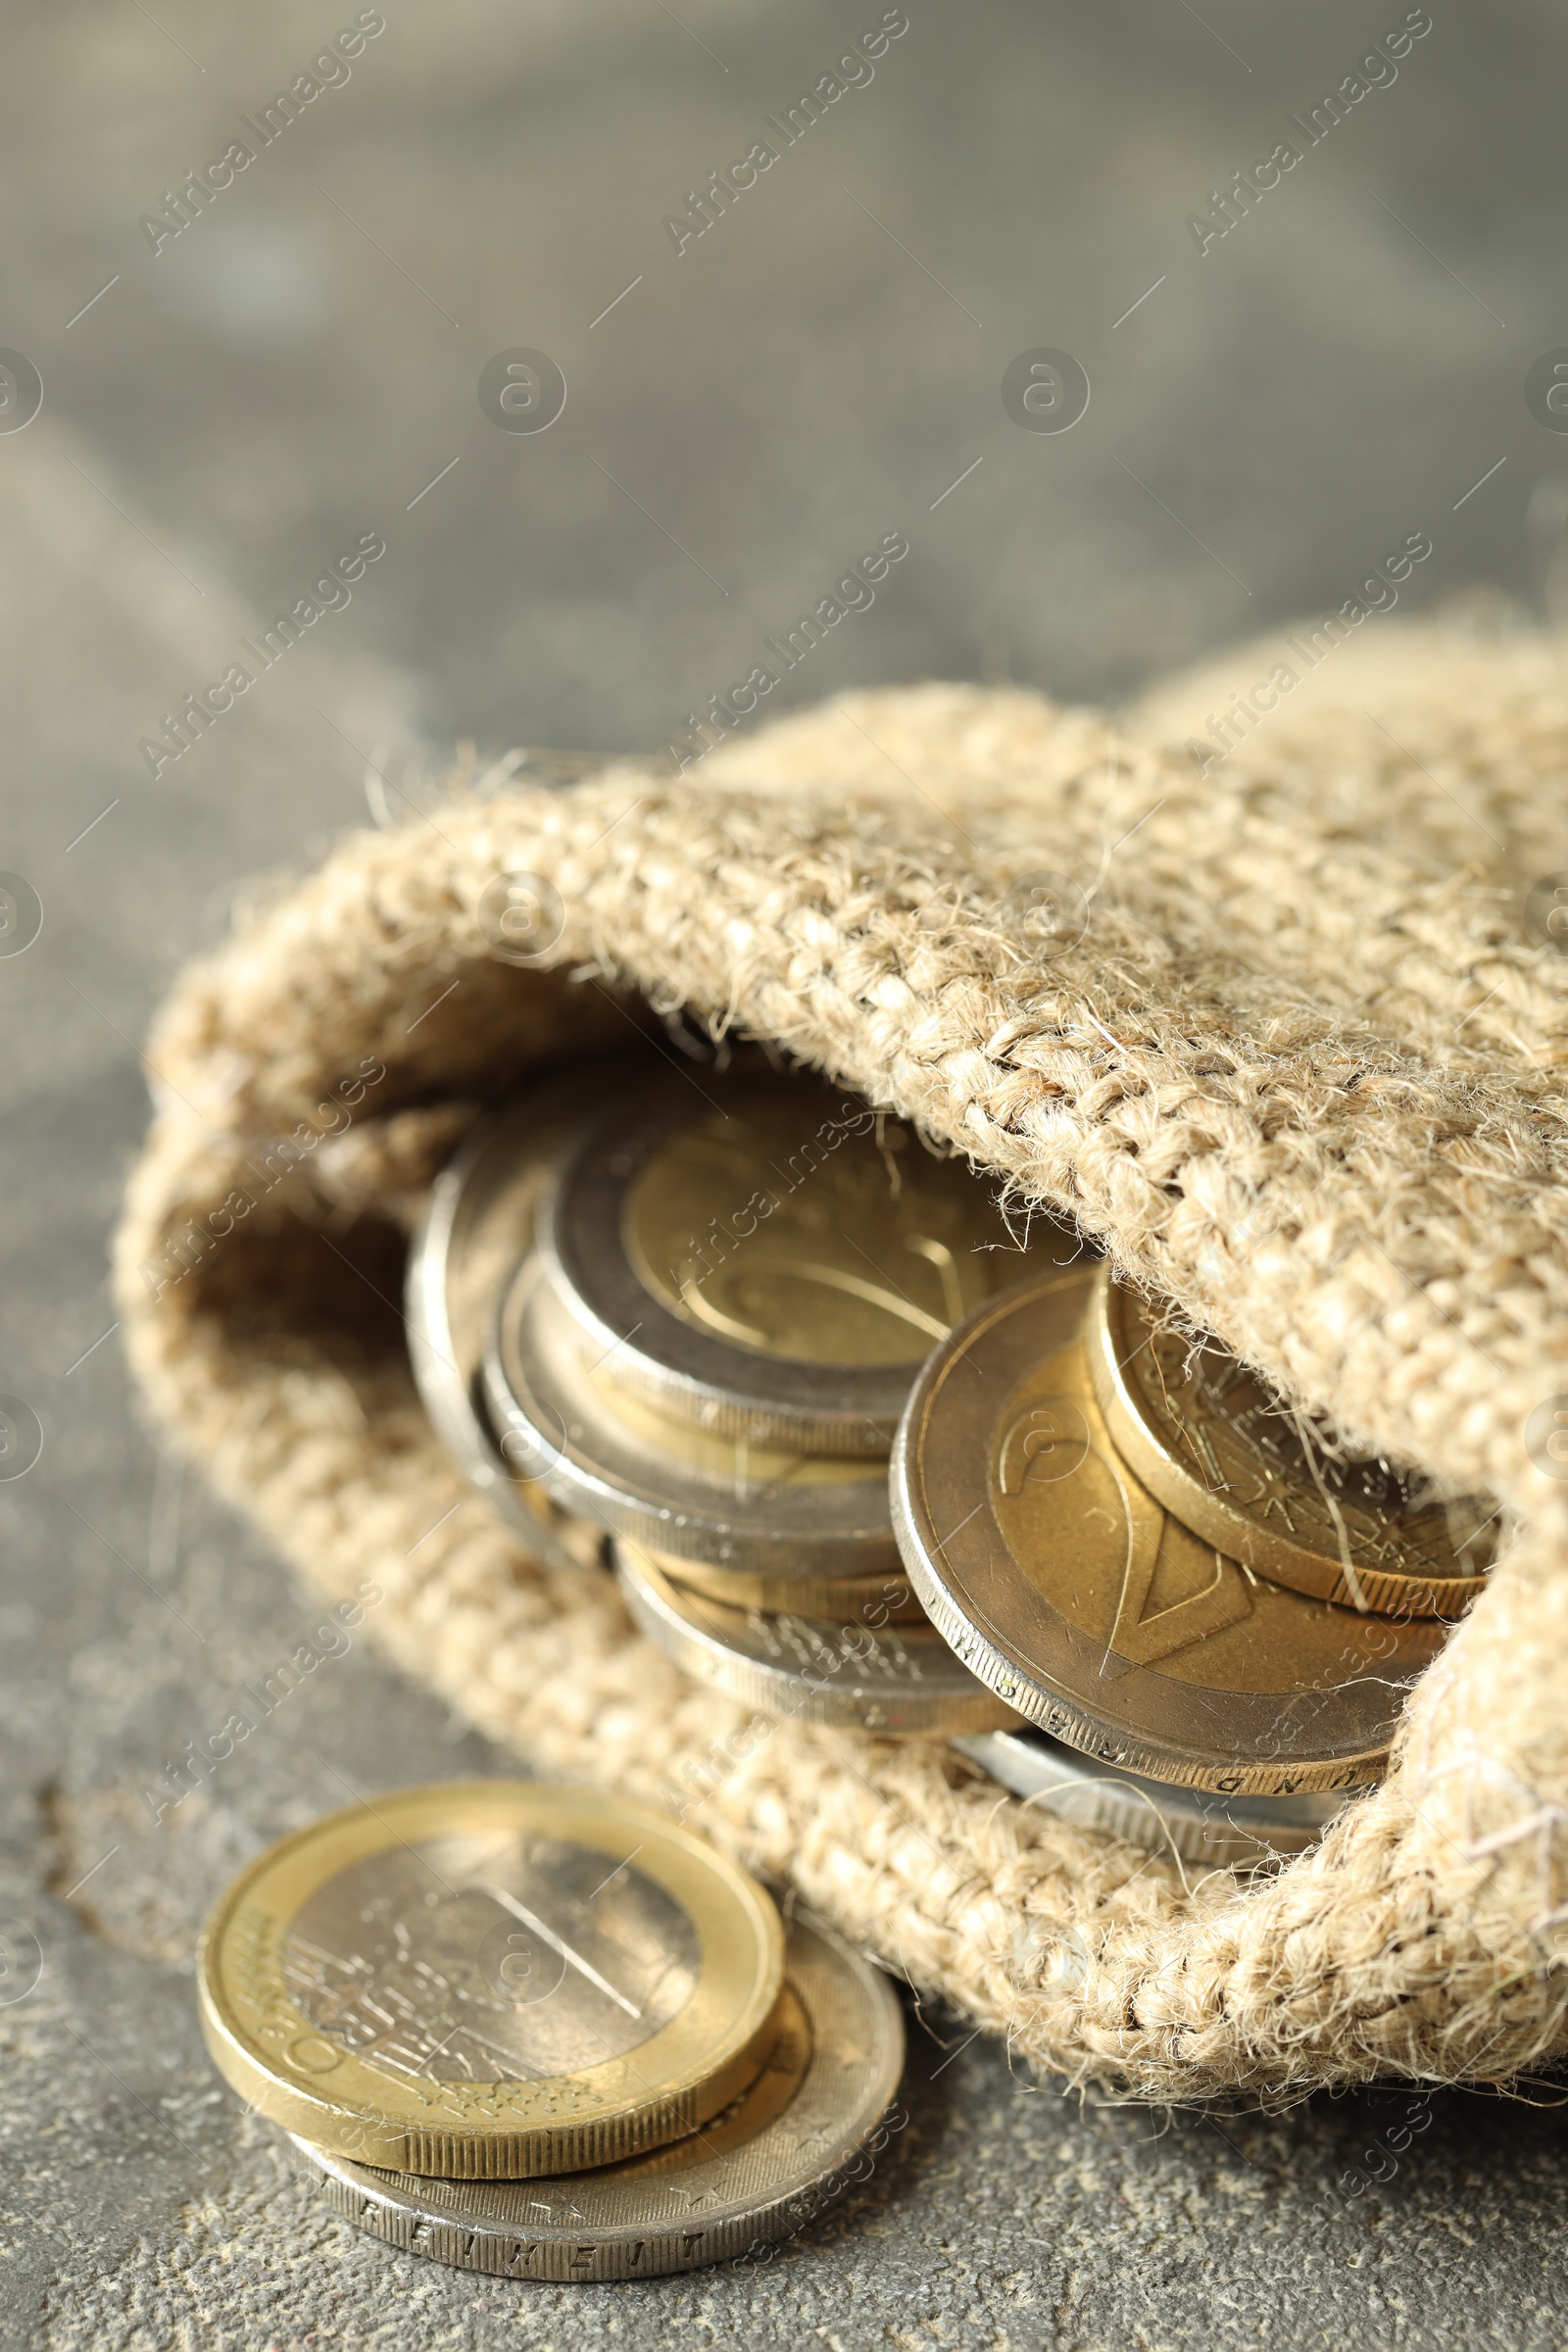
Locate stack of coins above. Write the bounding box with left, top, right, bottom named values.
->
left=415, top=1053, right=1081, bottom=1735
left=198, top=1781, right=905, bottom=2280
left=892, top=1263, right=1495, bottom=1802
left=408, top=1057, right=1494, bottom=1865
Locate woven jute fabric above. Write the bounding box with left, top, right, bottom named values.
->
left=116, top=617, right=1568, bottom=2100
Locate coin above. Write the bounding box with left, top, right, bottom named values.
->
left=952, top=1728, right=1351, bottom=1871
left=406, top=1067, right=617, bottom=1566
left=483, top=1253, right=903, bottom=1581
left=644, top=1543, right=928, bottom=1627
left=540, top=1066, right=1082, bottom=1454
left=616, top=1542, right=1019, bottom=1734
left=197, top=1782, right=785, bottom=2178
left=1085, top=1265, right=1495, bottom=1618
left=890, top=1270, right=1450, bottom=1791
left=285, top=1912, right=905, bottom=2281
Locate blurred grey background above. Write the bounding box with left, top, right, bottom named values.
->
left=5, top=3, right=1568, bottom=2344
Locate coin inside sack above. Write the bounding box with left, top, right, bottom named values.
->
left=891, top=1270, right=1449, bottom=1792
left=540, top=1065, right=1084, bottom=1454
left=197, top=1782, right=785, bottom=2179
left=483, top=1252, right=903, bottom=1582
left=406, top=1064, right=638, bottom=1567
left=286, top=1913, right=905, bottom=2282
left=953, top=1728, right=1351, bottom=1871
left=1086, top=1264, right=1495, bottom=1618
left=615, top=1541, right=1019, bottom=1735
left=638, top=1541, right=928, bottom=1626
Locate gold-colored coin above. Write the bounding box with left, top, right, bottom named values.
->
left=284, top=1912, right=905, bottom=2281
left=541, top=1065, right=1082, bottom=1454
left=626, top=1083, right=1007, bottom=1363
left=616, top=1542, right=1017, bottom=1735
left=1085, top=1264, right=1495, bottom=1618
left=640, top=1542, right=927, bottom=1625
left=197, top=1782, right=785, bottom=2178
left=891, top=1271, right=1449, bottom=1792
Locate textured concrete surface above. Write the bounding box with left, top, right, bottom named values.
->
left=5, top=2, right=1568, bottom=2343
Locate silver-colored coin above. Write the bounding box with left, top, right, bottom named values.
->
left=405, top=1068, right=613, bottom=1566
left=539, top=1065, right=1083, bottom=1456
left=286, top=1913, right=906, bottom=2283
left=953, top=1729, right=1352, bottom=1872
left=615, top=1542, right=1019, bottom=1734
left=482, top=1255, right=903, bottom=1581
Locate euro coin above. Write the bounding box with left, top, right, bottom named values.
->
left=483, top=1253, right=903, bottom=1582
left=406, top=1065, right=622, bottom=1564
left=1084, top=1264, right=1494, bottom=1618
left=539, top=1065, right=1082, bottom=1454
left=643, top=1543, right=928, bottom=1627
left=615, top=1541, right=1019, bottom=1734
left=284, top=1912, right=904, bottom=2281
left=197, top=1782, right=785, bottom=2178
left=952, top=1728, right=1350, bottom=1871
left=890, top=1271, right=1449, bottom=1792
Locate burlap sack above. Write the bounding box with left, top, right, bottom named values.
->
left=116, top=615, right=1568, bottom=2100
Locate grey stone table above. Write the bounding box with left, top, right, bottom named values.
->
left=4, top=2, right=1568, bottom=2342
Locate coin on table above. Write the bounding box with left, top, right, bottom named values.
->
left=890, top=1270, right=1450, bottom=1792
left=483, top=1254, right=904, bottom=1583
left=197, top=1781, right=785, bottom=2179
left=1085, top=1263, right=1495, bottom=1619
left=286, top=1911, right=905, bottom=2281
left=539, top=1065, right=1084, bottom=1456
left=644, top=1542, right=928, bottom=1627
left=952, top=1728, right=1351, bottom=1872
left=616, top=1542, right=1019, bottom=1734
left=406, top=1063, right=630, bottom=1566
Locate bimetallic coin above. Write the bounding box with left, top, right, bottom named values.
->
left=197, top=1782, right=784, bottom=2179
left=953, top=1729, right=1352, bottom=1871
left=406, top=1068, right=617, bottom=1568
left=287, top=1913, right=905, bottom=2281
left=1086, top=1264, right=1494, bottom=1619
left=616, top=1542, right=1019, bottom=1734
left=540, top=1067, right=1083, bottom=1455
left=891, top=1271, right=1449, bottom=1792
left=483, top=1255, right=903, bottom=1581
left=645, top=1543, right=928, bottom=1627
